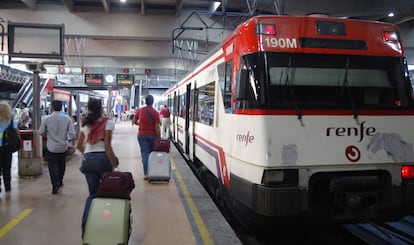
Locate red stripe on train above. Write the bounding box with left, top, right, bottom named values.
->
left=234, top=109, right=414, bottom=116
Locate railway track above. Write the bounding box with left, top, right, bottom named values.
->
left=234, top=215, right=414, bottom=245
left=343, top=214, right=414, bottom=245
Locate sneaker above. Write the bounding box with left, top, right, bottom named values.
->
left=143, top=175, right=148, bottom=180
left=52, top=187, right=59, bottom=194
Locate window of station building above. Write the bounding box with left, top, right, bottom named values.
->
left=196, top=81, right=215, bottom=126
left=218, top=61, right=233, bottom=113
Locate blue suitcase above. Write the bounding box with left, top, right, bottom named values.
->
left=82, top=198, right=131, bottom=245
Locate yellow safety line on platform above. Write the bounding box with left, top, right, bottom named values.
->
left=172, top=158, right=215, bottom=245
left=0, top=208, right=33, bottom=238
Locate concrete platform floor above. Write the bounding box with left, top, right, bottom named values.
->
left=0, top=121, right=240, bottom=245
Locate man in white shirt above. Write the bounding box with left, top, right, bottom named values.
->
left=39, top=100, right=77, bottom=194
left=18, top=102, right=31, bottom=130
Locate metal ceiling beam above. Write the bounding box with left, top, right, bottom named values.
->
left=61, top=0, right=74, bottom=12
left=172, top=11, right=252, bottom=55
left=221, top=0, right=227, bottom=13
left=141, top=0, right=145, bottom=16
left=101, top=0, right=110, bottom=13
left=20, top=0, right=36, bottom=10
left=274, top=0, right=284, bottom=15
left=246, top=0, right=258, bottom=15
left=394, top=15, right=414, bottom=25
left=175, top=0, right=184, bottom=17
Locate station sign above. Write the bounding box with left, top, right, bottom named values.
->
left=53, top=88, right=71, bottom=102
left=85, top=73, right=104, bottom=86
left=116, top=74, right=134, bottom=85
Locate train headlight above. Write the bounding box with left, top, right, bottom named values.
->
left=402, top=165, right=414, bottom=179
left=256, top=24, right=276, bottom=35
left=383, top=31, right=399, bottom=42
left=262, top=169, right=298, bottom=186
left=383, top=31, right=402, bottom=52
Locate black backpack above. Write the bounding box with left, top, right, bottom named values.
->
left=3, top=119, right=21, bottom=153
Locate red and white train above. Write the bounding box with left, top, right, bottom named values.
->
left=164, top=15, right=414, bottom=228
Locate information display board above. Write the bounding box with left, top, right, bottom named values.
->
left=85, top=74, right=104, bottom=86
left=116, top=74, right=135, bottom=85
left=7, top=22, right=65, bottom=64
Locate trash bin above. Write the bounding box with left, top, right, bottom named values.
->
left=18, top=130, right=43, bottom=177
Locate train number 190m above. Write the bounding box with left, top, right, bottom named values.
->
left=263, top=37, right=298, bottom=49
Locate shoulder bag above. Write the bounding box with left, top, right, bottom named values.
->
left=3, top=119, right=21, bottom=153
left=96, top=170, right=135, bottom=200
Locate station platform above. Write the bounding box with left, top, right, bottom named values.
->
left=0, top=121, right=241, bottom=245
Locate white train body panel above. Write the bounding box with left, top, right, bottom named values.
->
left=165, top=15, right=414, bottom=224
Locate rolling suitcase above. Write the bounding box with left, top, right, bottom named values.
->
left=148, top=151, right=171, bottom=183
left=82, top=198, right=131, bottom=245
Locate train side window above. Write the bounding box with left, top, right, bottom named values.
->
left=219, top=61, right=233, bottom=113
left=173, top=93, right=179, bottom=116
left=235, top=69, right=249, bottom=100
left=180, top=93, right=186, bottom=118
left=225, top=61, right=233, bottom=113
left=189, top=90, right=194, bottom=121
left=197, top=81, right=215, bottom=126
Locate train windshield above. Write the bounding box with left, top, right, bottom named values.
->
left=239, top=53, right=414, bottom=110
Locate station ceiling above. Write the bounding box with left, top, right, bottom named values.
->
left=1, top=0, right=413, bottom=22
left=0, top=0, right=414, bottom=86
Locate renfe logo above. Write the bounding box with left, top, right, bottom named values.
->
left=326, top=121, right=376, bottom=142
left=237, top=131, right=255, bottom=147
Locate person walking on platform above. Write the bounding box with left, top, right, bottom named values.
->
left=76, top=98, right=118, bottom=227
left=39, top=100, right=77, bottom=194
left=133, top=95, right=160, bottom=180
left=0, top=102, right=17, bottom=193
left=17, top=102, right=31, bottom=130
left=159, top=104, right=171, bottom=138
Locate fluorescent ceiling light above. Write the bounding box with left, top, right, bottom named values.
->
left=210, top=1, right=221, bottom=12
left=120, top=0, right=126, bottom=3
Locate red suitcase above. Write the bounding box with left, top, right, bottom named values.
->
left=153, top=138, right=171, bottom=153
left=96, top=171, right=135, bottom=200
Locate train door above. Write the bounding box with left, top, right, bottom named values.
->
left=173, top=91, right=178, bottom=141
left=184, top=83, right=191, bottom=155
left=188, top=85, right=197, bottom=161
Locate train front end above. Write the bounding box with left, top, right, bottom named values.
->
left=226, top=16, right=414, bottom=226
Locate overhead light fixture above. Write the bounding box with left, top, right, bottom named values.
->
left=120, top=0, right=126, bottom=3
left=209, top=1, right=221, bottom=12
left=388, top=12, right=395, bottom=17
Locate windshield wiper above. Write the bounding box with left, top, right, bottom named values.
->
left=285, top=57, right=302, bottom=120
left=341, top=57, right=358, bottom=119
